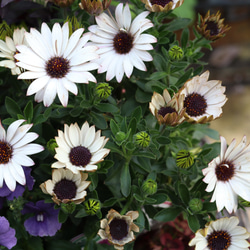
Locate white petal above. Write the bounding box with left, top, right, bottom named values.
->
left=43, top=78, right=58, bottom=107
left=27, top=75, right=50, bottom=95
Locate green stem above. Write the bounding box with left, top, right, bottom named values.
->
left=120, top=194, right=134, bottom=215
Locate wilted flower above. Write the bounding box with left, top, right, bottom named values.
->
left=40, top=169, right=91, bottom=205
left=179, top=71, right=227, bottom=123
left=52, top=121, right=110, bottom=173
left=202, top=136, right=250, bottom=213
left=176, top=149, right=194, bottom=169
left=140, top=0, right=184, bottom=12
left=0, top=27, right=26, bottom=75
left=98, top=209, right=139, bottom=250
left=189, top=217, right=250, bottom=249
left=197, top=10, right=231, bottom=41
left=49, top=0, right=75, bottom=7
left=15, top=22, right=99, bottom=107
left=0, top=216, right=17, bottom=249
left=79, top=0, right=112, bottom=15
left=149, top=89, right=185, bottom=126
left=0, top=119, right=44, bottom=191
left=88, top=3, right=157, bottom=82
left=22, top=200, right=62, bottom=237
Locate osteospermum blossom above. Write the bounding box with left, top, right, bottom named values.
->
left=0, top=27, right=26, bottom=75
left=202, top=136, right=250, bottom=213
left=0, top=119, right=44, bottom=191
left=178, top=71, right=227, bottom=123
left=197, top=10, right=231, bottom=41
left=15, top=22, right=99, bottom=107
left=149, top=89, right=185, bottom=126
left=140, top=0, right=184, bottom=12
left=52, top=121, right=110, bottom=174
left=40, top=168, right=91, bottom=205
left=88, top=3, right=157, bottom=83
left=98, top=209, right=139, bottom=250
left=189, top=216, right=250, bottom=250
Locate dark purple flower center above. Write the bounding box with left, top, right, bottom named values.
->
left=150, top=0, right=172, bottom=7
left=207, top=230, right=231, bottom=249
left=215, top=161, right=234, bottom=182
left=53, top=179, right=77, bottom=200
left=113, top=31, right=133, bottom=54
left=158, top=106, right=176, bottom=117
left=109, top=218, right=129, bottom=240
left=69, top=146, right=92, bottom=166
left=205, top=21, right=219, bottom=36
left=0, top=141, right=12, bottom=164
left=46, top=56, right=70, bottom=78
left=184, top=93, right=207, bottom=117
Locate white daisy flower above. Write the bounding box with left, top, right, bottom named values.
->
left=178, top=71, right=227, bottom=123
left=140, top=0, right=184, bottom=12
left=88, top=3, right=157, bottom=83
left=15, top=22, right=99, bottom=107
left=52, top=121, right=110, bottom=174
left=202, top=136, right=250, bottom=213
left=0, top=27, right=26, bottom=75
left=40, top=169, right=91, bottom=205
left=189, top=216, right=250, bottom=250
left=0, top=119, right=44, bottom=191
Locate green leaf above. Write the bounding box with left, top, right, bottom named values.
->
left=130, top=106, right=142, bottom=123
left=178, top=183, right=190, bottom=205
left=149, top=72, right=168, bottom=81
left=75, top=208, right=89, bottom=218
left=181, top=28, right=189, bottom=48
left=166, top=18, right=192, bottom=32
left=133, top=193, right=144, bottom=202
left=174, top=68, right=193, bottom=87
left=120, top=163, right=131, bottom=197
left=150, top=193, right=168, bottom=204
left=23, top=100, right=33, bottom=122
left=135, top=88, right=152, bottom=103
left=187, top=214, right=200, bottom=232
left=90, top=111, right=107, bottom=129
left=154, top=206, right=182, bottom=222
left=133, top=150, right=156, bottom=159
left=69, top=106, right=83, bottom=117
left=128, top=117, right=137, bottom=137
left=102, top=197, right=118, bottom=207
left=110, top=119, right=120, bottom=135
left=156, top=136, right=171, bottom=144
left=95, top=103, right=119, bottom=113
left=5, top=96, right=22, bottom=118
left=58, top=209, right=68, bottom=223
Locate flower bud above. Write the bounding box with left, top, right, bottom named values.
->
left=169, top=45, right=184, bottom=61
left=176, top=149, right=194, bottom=169
left=115, top=131, right=126, bottom=142
left=134, top=131, right=150, bottom=148
left=47, top=138, right=58, bottom=155
left=84, top=199, right=101, bottom=215
left=0, top=21, right=12, bottom=40
left=65, top=16, right=83, bottom=36
left=142, top=179, right=157, bottom=195
left=189, top=198, right=203, bottom=213
left=95, top=82, right=113, bottom=99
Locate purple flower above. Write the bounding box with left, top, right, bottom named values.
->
left=0, top=216, right=17, bottom=249
left=22, top=200, right=62, bottom=237
left=0, top=167, right=34, bottom=200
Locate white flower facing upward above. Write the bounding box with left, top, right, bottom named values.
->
left=88, top=3, right=157, bottom=83
left=15, top=22, right=99, bottom=107
left=179, top=71, right=227, bottom=123
left=0, top=119, right=44, bottom=191
left=202, top=136, right=250, bottom=213
left=0, top=27, right=26, bottom=75
left=52, top=122, right=110, bottom=174
left=189, top=217, right=250, bottom=250
left=40, top=169, right=91, bottom=205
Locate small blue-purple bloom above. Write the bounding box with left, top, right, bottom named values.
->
left=22, top=200, right=62, bottom=237
left=0, top=167, right=34, bottom=200
left=0, top=216, right=17, bottom=249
